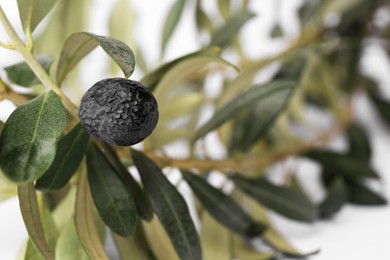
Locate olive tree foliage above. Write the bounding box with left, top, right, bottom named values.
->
left=0, top=0, right=389, bottom=259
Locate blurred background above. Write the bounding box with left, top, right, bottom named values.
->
left=1, top=0, right=390, bottom=259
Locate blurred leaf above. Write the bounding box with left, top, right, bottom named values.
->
left=100, top=143, right=154, bottom=221
left=52, top=187, right=77, bottom=230
left=132, top=149, right=202, bottom=260
left=17, top=0, right=59, bottom=33
left=57, top=32, right=135, bottom=85
left=36, top=124, right=90, bottom=191
left=232, top=234, right=274, bottom=260
left=270, top=24, right=283, bottom=38
left=346, top=123, right=371, bottom=161
left=195, top=0, right=214, bottom=33
left=159, top=93, right=204, bottom=121
left=75, top=169, right=109, bottom=259
left=304, top=150, right=379, bottom=179
left=230, top=81, right=295, bottom=151
left=55, top=221, right=89, bottom=260
left=321, top=0, right=364, bottom=17
left=368, top=88, right=390, bottom=129
left=161, top=0, right=186, bottom=57
left=231, top=175, right=317, bottom=223
left=210, top=10, right=255, bottom=48
left=0, top=91, right=67, bottom=183
left=201, top=212, right=231, bottom=260
left=347, top=181, right=387, bottom=206
left=86, top=144, right=138, bottom=237
left=217, top=0, right=230, bottom=20
left=182, top=170, right=265, bottom=236
left=4, top=56, right=53, bottom=88
left=193, top=81, right=295, bottom=142
left=319, top=177, right=347, bottom=219
left=18, top=184, right=54, bottom=259
left=151, top=128, right=192, bottom=147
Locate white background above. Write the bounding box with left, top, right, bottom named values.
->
left=1, top=0, right=390, bottom=259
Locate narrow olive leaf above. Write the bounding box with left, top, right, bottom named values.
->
left=181, top=170, right=265, bottom=236
left=193, top=81, right=295, bottom=142
left=4, top=56, right=53, bottom=88
left=230, top=82, right=295, bottom=151
left=195, top=0, right=214, bottom=33
left=232, top=234, right=275, bottom=260
left=55, top=221, right=89, bottom=260
left=0, top=91, right=67, bottom=183
left=52, top=187, right=77, bottom=231
left=369, top=91, right=390, bottom=128
left=217, top=0, right=230, bottom=20
left=346, top=123, right=371, bottom=161
left=86, top=144, right=138, bottom=237
left=18, top=184, right=54, bottom=260
left=347, top=180, right=387, bottom=206
left=100, top=143, right=154, bottom=221
left=304, top=150, right=379, bottom=179
left=201, top=212, right=231, bottom=260
left=319, top=178, right=347, bottom=219
left=132, top=149, right=202, bottom=260
left=161, top=0, right=186, bottom=57
left=36, top=124, right=90, bottom=191
left=210, top=9, right=255, bottom=48
left=231, top=175, right=317, bottom=222
left=75, top=170, right=109, bottom=260
left=56, top=32, right=135, bottom=85
left=17, top=0, right=59, bottom=33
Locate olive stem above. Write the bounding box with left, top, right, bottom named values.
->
left=0, top=5, right=78, bottom=118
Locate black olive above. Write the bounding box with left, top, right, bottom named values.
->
left=78, top=78, right=158, bottom=146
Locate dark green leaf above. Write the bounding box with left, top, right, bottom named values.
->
left=17, top=0, right=59, bottom=33
left=0, top=91, right=67, bottom=183
left=210, top=10, right=255, bottom=48
left=181, top=170, right=265, bottom=236
left=57, top=32, right=135, bottom=85
left=368, top=88, right=390, bottom=129
left=347, top=181, right=387, bottom=206
left=161, top=0, right=186, bottom=57
left=0, top=121, right=3, bottom=134
left=36, top=124, right=90, bottom=191
left=86, top=144, right=138, bottom=237
left=193, top=81, right=295, bottom=142
left=4, top=56, right=53, bottom=88
left=319, top=178, right=347, bottom=219
left=100, top=143, right=154, bottom=221
left=231, top=175, right=317, bottom=223
left=131, top=149, right=202, bottom=260
left=346, top=123, right=371, bottom=161
left=304, top=150, right=379, bottom=179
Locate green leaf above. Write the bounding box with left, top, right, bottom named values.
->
left=346, top=123, right=371, bottom=161
left=17, top=0, right=59, bottom=33
left=52, top=187, right=77, bottom=230
left=209, top=9, right=255, bottom=48
left=217, top=0, right=230, bottom=20
left=161, top=0, right=186, bottom=57
left=100, top=143, right=154, bottom=221
left=181, top=170, right=265, bottom=236
left=132, top=149, right=202, bottom=260
left=230, top=81, right=295, bottom=151
left=195, top=0, right=214, bottom=33
left=304, top=150, right=379, bottom=179
left=319, top=178, right=347, bottom=219
left=56, top=32, right=135, bottom=85
left=36, top=124, right=90, bottom=191
left=347, top=180, right=387, bottom=206
left=86, top=144, right=138, bottom=237
left=231, top=175, right=317, bottom=223
left=368, top=89, right=390, bottom=129
left=0, top=91, right=67, bottom=183
left=18, top=184, right=54, bottom=259
left=4, top=56, right=53, bottom=88
left=0, top=172, right=17, bottom=202
left=75, top=169, right=109, bottom=259
left=55, top=221, right=89, bottom=260
left=193, top=81, right=295, bottom=142
left=232, top=234, right=274, bottom=260
left=270, top=24, right=284, bottom=38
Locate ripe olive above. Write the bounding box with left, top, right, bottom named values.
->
left=78, top=78, right=158, bottom=146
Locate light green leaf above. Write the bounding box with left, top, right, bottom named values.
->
left=132, top=149, right=202, bottom=260
left=193, top=81, right=295, bottom=142
left=17, top=0, right=59, bottom=33
left=231, top=175, right=317, bottom=223
left=319, top=177, right=347, bottom=218
left=195, top=0, right=214, bottom=33
left=55, top=220, right=90, bottom=260
left=86, top=144, right=138, bottom=237
left=18, top=184, right=54, bottom=260
left=159, top=93, right=204, bottom=121
left=0, top=91, right=67, bottom=183
left=75, top=169, right=109, bottom=260
left=161, top=0, right=186, bottom=57
left=36, top=124, right=90, bottom=191
left=232, top=234, right=274, bottom=260
left=182, top=170, right=265, bottom=236
left=217, top=0, right=231, bottom=20
left=210, top=10, right=255, bottom=48
left=0, top=171, right=17, bottom=203
left=52, top=187, right=77, bottom=230
left=4, top=56, right=53, bottom=88
left=56, top=32, right=135, bottom=85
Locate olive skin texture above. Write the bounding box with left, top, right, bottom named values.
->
left=78, top=78, right=159, bottom=146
